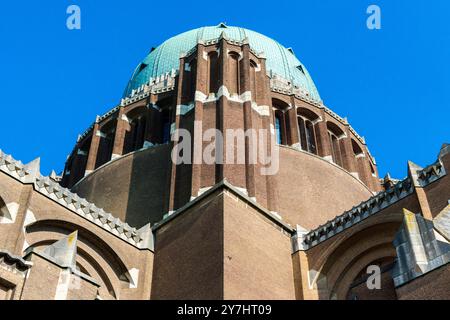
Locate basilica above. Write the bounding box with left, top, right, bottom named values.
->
left=0, top=24, right=449, bottom=300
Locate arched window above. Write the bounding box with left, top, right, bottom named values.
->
left=327, top=122, right=345, bottom=167
left=72, top=136, right=91, bottom=184
left=297, top=108, right=319, bottom=155
left=330, top=133, right=343, bottom=166
left=370, top=163, right=376, bottom=176
left=146, top=98, right=175, bottom=145
left=228, top=52, right=240, bottom=95
left=160, top=108, right=172, bottom=144
left=96, top=121, right=116, bottom=168
left=275, top=111, right=284, bottom=145
left=250, top=60, right=258, bottom=101
left=305, top=121, right=317, bottom=155
left=352, top=139, right=372, bottom=184
left=125, top=115, right=147, bottom=153
left=187, top=58, right=197, bottom=101
left=208, top=51, right=219, bottom=94
left=272, top=99, right=290, bottom=146
left=351, top=139, right=364, bottom=157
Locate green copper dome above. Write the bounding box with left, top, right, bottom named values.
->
left=123, top=24, right=321, bottom=101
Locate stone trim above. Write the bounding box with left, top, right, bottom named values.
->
left=194, top=86, right=271, bottom=117
left=0, top=150, right=149, bottom=249
left=0, top=250, right=33, bottom=272
left=433, top=200, right=450, bottom=241
left=122, top=69, right=177, bottom=105
left=152, top=179, right=294, bottom=234
left=392, top=210, right=450, bottom=287
left=417, top=160, right=446, bottom=186
left=297, top=177, right=415, bottom=251
left=297, top=159, right=448, bottom=251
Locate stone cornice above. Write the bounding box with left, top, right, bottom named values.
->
left=0, top=150, right=151, bottom=249
left=122, top=69, right=177, bottom=104
left=152, top=179, right=295, bottom=234
left=0, top=249, right=33, bottom=271
left=417, top=160, right=446, bottom=186
left=296, top=177, right=415, bottom=251
left=295, top=158, right=448, bottom=251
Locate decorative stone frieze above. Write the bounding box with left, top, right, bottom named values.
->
left=0, top=150, right=151, bottom=249
left=298, top=177, right=415, bottom=250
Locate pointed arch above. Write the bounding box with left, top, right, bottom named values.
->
left=228, top=51, right=240, bottom=95
left=297, top=108, right=320, bottom=155
left=25, top=219, right=134, bottom=299
left=272, top=98, right=291, bottom=146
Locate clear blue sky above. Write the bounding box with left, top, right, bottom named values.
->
left=0, top=0, right=448, bottom=179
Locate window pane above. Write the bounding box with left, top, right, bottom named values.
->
left=275, top=115, right=282, bottom=145
left=306, top=121, right=317, bottom=155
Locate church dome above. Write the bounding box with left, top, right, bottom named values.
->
left=123, top=24, right=321, bottom=101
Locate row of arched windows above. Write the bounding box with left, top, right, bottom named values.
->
left=272, top=100, right=374, bottom=177
left=207, top=50, right=258, bottom=97
left=124, top=114, right=147, bottom=154
left=298, top=114, right=318, bottom=155
left=63, top=100, right=174, bottom=188
left=64, top=46, right=261, bottom=188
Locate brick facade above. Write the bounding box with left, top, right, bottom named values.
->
left=0, top=25, right=448, bottom=300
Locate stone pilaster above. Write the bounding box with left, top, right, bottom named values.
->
left=112, top=107, right=129, bottom=159
left=85, top=122, right=101, bottom=175
left=288, top=97, right=300, bottom=147
left=191, top=43, right=207, bottom=199
left=340, top=126, right=358, bottom=177
left=356, top=152, right=374, bottom=191
left=408, top=161, right=433, bottom=220
left=291, top=250, right=319, bottom=300
left=168, top=55, right=186, bottom=212
left=215, top=36, right=227, bottom=184
left=260, top=56, right=278, bottom=213
left=315, top=109, right=332, bottom=161
left=240, top=42, right=256, bottom=198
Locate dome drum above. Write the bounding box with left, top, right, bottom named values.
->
left=61, top=24, right=381, bottom=229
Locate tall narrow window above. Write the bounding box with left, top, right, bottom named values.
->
left=330, top=133, right=343, bottom=167
left=305, top=120, right=317, bottom=155
left=208, top=52, right=219, bottom=94
left=123, top=108, right=149, bottom=154
left=272, top=99, right=291, bottom=146
left=275, top=113, right=283, bottom=145
left=327, top=122, right=346, bottom=168
left=298, top=117, right=307, bottom=151
left=161, top=108, right=172, bottom=144
left=297, top=109, right=319, bottom=155
left=132, top=116, right=147, bottom=151
left=188, top=59, right=197, bottom=101
left=250, top=60, right=258, bottom=101
left=370, top=163, right=375, bottom=176
left=72, top=137, right=91, bottom=184
left=229, top=52, right=240, bottom=95
left=96, top=126, right=115, bottom=169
